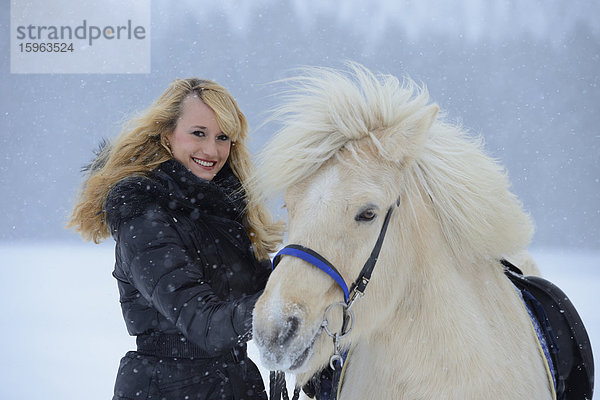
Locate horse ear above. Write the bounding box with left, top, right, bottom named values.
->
left=414, top=103, right=439, bottom=136
left=383, top=103, right=439, bottom=163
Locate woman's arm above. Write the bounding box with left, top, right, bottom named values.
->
left=114, top=204, right=258, bottom=354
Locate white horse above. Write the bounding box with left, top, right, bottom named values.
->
left=252, top=64, right=553, bottom=399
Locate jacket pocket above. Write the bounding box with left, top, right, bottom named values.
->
left=113, top=351, right=157, bottom=400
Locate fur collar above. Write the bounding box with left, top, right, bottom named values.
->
left=105, top=159, right=246, bottom=230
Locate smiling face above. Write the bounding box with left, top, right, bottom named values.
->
left=168, top=94, right=231, bottom=180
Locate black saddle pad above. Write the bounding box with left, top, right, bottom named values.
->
left=502, top=259, right=594, bottom=400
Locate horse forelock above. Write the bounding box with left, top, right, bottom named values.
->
left=256, top=63, right=430, bottom=198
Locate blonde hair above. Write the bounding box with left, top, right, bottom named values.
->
left=68, top=78, right=283, bottom=260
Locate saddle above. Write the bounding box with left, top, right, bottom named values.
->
left=502, top=259, right=594, bottom=400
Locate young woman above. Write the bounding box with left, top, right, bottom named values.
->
left=68, top=78, right=283, bottom=399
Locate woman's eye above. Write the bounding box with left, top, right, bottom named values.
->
left=191, top=130, right=205, bottom=137
left=217, top=134, right=230, bottom=141
left=355, top=209, right=376, bottom=222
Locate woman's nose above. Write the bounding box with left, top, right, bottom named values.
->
left=202, top=140, right=218, bottom=158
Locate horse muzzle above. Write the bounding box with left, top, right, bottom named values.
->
left=252, top=298, right=323, bottom=372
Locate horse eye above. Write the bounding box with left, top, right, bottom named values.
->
left=355, top=209, right=376, bottom=222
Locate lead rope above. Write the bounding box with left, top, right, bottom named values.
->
left=269, top=370, right=301, bottom=400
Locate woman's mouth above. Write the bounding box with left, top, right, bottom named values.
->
left=192, top=157, right=216, bottom=168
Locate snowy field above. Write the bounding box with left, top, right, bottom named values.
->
left=0, top=243, right=597, bottom=399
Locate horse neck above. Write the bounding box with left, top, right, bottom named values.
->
left=339, top=256, right=539, bottom=399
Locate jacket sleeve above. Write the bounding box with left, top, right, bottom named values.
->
left=113, top=202, right=259, bottom=354
left=255, top=258, right=273, bottom=291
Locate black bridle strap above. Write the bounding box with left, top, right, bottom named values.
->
left=348, top=203, right=395, bottom=300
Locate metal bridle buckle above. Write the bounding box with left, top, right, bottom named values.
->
left=321, top=302, right=354, bottom=369
left=329, top=334, right=344, bottom=369
left=346, top=286, right=365, bottom=311
left=322, top=302, right=354, bottom=338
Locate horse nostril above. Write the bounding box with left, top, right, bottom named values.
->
left=277, top=316, right=300, bottom=346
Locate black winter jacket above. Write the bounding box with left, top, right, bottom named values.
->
left=105, top=159, right=270, bottom=399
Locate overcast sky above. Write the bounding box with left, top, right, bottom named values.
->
left=1, top=0, right=599, bottom=249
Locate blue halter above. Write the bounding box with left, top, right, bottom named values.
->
left=273, top=244, right=351, bottom=303
left=272, top=200, right=398, bottom=306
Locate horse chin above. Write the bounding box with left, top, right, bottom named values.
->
left=287, top=342, right=314, bottom=372
left=287, top=329, right=322, bottom=373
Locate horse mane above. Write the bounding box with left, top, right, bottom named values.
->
left=256, top=62, right=430, bottom=194
left=257, top=62, right=533, bottom=261
left=415, top=124, right=533, bottom=260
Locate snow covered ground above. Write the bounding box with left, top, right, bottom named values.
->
left=0, top=243, right=597, bottom=399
